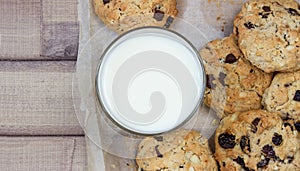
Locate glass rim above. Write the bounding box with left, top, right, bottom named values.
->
left=95, top=26, right=207, bottom=136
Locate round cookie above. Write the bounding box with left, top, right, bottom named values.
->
left=234, top=0, right=300, bottom=73
left=199, top=34, right=272, bottom=118
left=93, top=0, right=178, bottom=33
left=214, top=110, right=300, bottom=171
left=262, top=70, right=300, bottom=120
left=136, top=129, right=218, bottom=171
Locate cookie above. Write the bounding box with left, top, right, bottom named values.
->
left=136, top=129, right=218, bottom=171
left=262, top=70, right=300, bottom=121
left=234, top=0, right=300, bottom=73
left=93, top=0, right=178, bottom=33
left=199, top=34, right=272, bottom=118
left=214, top=110, right=300, bottom=171
left=282, top=118, right=300, bottom=140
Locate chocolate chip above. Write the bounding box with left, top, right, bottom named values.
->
left=240, top=136, right=251, bottom=153
left=258, top=11, right=270, bottom=19
left=257, top=139, right=261, bottom=145
left=153, top=9, right=165, bottom=21
left=262, top=145, right=276, bottom=158
left=233, top=156, right=245, bottom=167
left=225, top=54, right=237, bottom=63
left=233, top=157, right=254, bottom=171
left=293, top=90, right=300, bottom=101
left=219, top=72, right=226, bottom=86
left=284, top=122, right=294, bottom=131
left=179, top=165, right=184, bottom=168
left=103, top=0, right=110, bottom=5
left=244, top=22, right=256, bottom=29
left=287, top=156, right=294, bottom=163
left=272, top=133, right=283, bottom=146
left=294, top=121, right=300, bottom=132
left=140, top=168, right=145, bottom=171
left=287, top=8, right=300, bottom=16
left=218, top=133, right=236, bottom=149
left=283, top=116, right=291, bottom=121
left=257, top=158, right=270, bottom=168
left=154, top=136, right=163, bottom=142
left=251, top=118, right=260, bottom=133
left=250, top=69, right=254, bottom=73
left=252, top=118, right=260, bottom=126
left=262, top=6, right=271, bottom=12
left=206, top=74, right=216, bottom=89
left=260, top=13, right=269, bottom=19
left=155, top=145, right=163, bottom=158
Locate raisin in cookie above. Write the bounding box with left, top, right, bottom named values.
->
left=282, top=118, right=300, bottom=140
left=215, top=110, right=300, bottom=171
left=262, top=70, right=300, bottom=121
left=234, top=0, right=300, bottom=73
left=136, top=129, right=218, bottom=171
left=199, top=34, right=272, bottom=118
left=93, top=0, right=178, bottom=33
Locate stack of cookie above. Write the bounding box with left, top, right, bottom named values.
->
left=202, top=0, right=300, bottom=170
left=135, top=0, right=300, bottom=170
left=92, top=0, right=300, bottom=170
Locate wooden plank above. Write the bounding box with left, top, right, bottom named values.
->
left=42, top=0, right=78, bottom=23
left=0, top=136, right=87, bottom=171
left=41, top=22, right=79, bottom=58
left=0, top=0, right=41, bottom=59
left=0, top=61, right=83, bottom=135
left=41, top=0, right=79, bottom=59
left=73, top=137, right=88, bottom=171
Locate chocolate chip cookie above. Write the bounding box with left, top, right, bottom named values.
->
left=93, top=0, right=178, bottom=33
left=262, top=70, right=300, bottom=121
left=234, top=0, right=300, bottom=73
left=136, top=129, right=218, bottom=171
left=199, top=34, right=272, bottom=118
left=215, top=110, right=300, bottom=171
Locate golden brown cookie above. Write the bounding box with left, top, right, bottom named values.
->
left=136, top=129, right=218, bottom=171
left=262, top=70, right=300, bottom=121
left=199, top=34, right=272, bottom=118
left=234, top=0, right=300, bottom=73
left=93, top=0, right=178, bottom=33
left=215, top=110, right=300, bottom=171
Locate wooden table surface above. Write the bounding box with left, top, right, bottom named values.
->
left=0, top=0, right=87, bottom=170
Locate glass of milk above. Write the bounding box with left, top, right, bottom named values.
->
left=96, top=26, right=206, bottom=135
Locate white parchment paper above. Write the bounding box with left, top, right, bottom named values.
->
left=74, top=0, right=262, bottom=170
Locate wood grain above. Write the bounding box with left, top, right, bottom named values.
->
left=41, top=0, right=79, bottom=59
left=0, top=61, right=83, bottom=135
left=0, top=136, right=87, bottom=171
left=0, top=0, right=41, bottom=59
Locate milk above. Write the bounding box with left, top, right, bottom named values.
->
left=96, top=28, right=205, bottom=134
